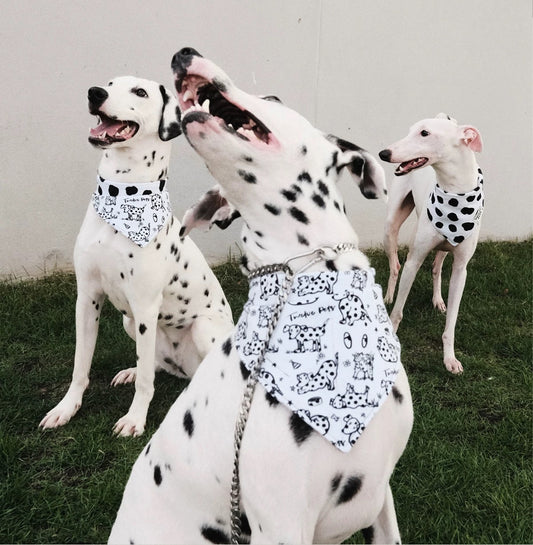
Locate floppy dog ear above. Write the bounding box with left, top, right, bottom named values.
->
left=327, top=135, right=388, bottom=201
left=159, top=85, right=182, bottom=141
left=460, top=126, right=483, bottom=152
left=180, top=186, right=241, bottom=238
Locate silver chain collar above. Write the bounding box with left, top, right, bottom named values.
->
left=230, top=243, right=356, bottom=543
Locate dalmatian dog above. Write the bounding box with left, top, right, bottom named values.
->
left=353, top=352, right=374, bottom=380
left=342, top=415, right=363, bottom=446
left=283, top=322, right=327, bottom=353
left=109, top=49, right=413, bottom=544
left=335, top=292, right=371, bottom=326
left=330, top=384, right=375, bottom=410
left=379, top=114, right=484, bottom=374
left=39, top=76, right=233, bottom=437
left=296, top=353, right=339, bottom=394
left=296, top=273, right=336, bottom=296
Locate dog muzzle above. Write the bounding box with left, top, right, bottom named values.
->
left=234, top=268, right=401, bottom=452
left=91, top=177, right=172, bottom=247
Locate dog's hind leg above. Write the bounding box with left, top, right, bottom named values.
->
left=431, top=250, right=448, bottom=313
left=384, top=183, right=415, bottom=304
left=364, top=484, right=401, bottom=544
left=40, top=288, right=105, bottom=428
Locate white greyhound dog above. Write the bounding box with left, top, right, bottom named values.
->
left=39, top=76, right=233, bottom=437
left=108, top=48, right=413, bottom=545
left=379, top=113, right=484, bottom=374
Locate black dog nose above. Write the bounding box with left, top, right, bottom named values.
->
left=379, top=149, right=392, bottom=162
left=171, top=47, right=202, bottom=71
left=88, top=86, right=108, bottom=108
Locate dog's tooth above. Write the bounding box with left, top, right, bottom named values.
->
left=201, top=99, right=211, bottom=113
left=183, top=90, right=194, bottom=103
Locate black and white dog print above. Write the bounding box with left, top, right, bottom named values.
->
left=92, top=177, right=172, bottom=247
left=234, top=268, right=400, bottom=452
left=426, top=168, right=484, bottom=246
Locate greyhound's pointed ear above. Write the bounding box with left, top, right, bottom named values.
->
left=180, top=185, right=240, bottom=238
left=327, top=134, right=388, bottom=201
left=159, top=85, right=182, bottom=141
left=461, top=126, right=483, bottom=152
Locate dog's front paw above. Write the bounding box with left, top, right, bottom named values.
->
left=444, top=356, right=464, bottom=374
left=432, top=296, right=447, bottom=313
left=111, top=367, right=137, bottom=386
left=39, top=398, right=81, bottom=429
left=113, top=414, right=145, bottom=437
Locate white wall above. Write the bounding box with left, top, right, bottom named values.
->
left=1, top=0, right=531, bottom=279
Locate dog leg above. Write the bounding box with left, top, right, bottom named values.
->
left=40, top=290, right=105, bottom=428
left=383, top=186, right=415, bottom=304
left=110, top=315, right=138, bottom=385
left=389, top=240, right=433, bottom=332
left=431, top=251, right=448, bottom=313
left=113, top=302, right=160, bottom=436
left=366, top=484, right=402, bottom=544
left=441, top=256, right=470, bottom=374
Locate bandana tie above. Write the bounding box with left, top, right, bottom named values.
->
left=234, top=268, right=401, bottom=452
left=427, top=168, right=484, bottom=246
left=91, top=177, right=172, bottom=246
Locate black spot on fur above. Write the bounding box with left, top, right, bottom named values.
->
left=312, top=193, right=326, bottom=208
left=331, top=473, right=342, bottom=493
left=183, top=410, right=194, bottom=437
left=281, top=189, right=298, bottom=202
left=265, top=391, right=280, bottom=406
left=301, top=145, right=307, bottom=155
left=297, top=233, right=310, bottom=246
left=362, top=526, right=374, bottom=544
left=317, top=180, right=329, bottom=196
left=264, top=203, right=281, bottom=215
left=297, top=171, right=312, bottom=184
left=240, top=360, right=251, bottom=380
left=222, top=338, right=232, bottom=356
left=290, top=413, right=313, bottom=446
left=238, top=170, right=257, bottom=184
left=139, top=323, right=147, bottom=335
left=289, top=206, right=309, bottom=224
left=153, top=465, right=162, bottom=486
left=392, top=386, right=403, bottom=403
left=200, top=525, right=230, bottom=544
left=325, top=260, right=337, bottom=271
left=337, top=475, right=363, bottom=504
left=145, top=443, right=151, bottom=456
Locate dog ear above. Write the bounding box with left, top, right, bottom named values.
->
left=179, top=185, right=240, bottom=238
left=327, top=135, right=388, bottom=201
left=158, top=85, right=182, bottom=141
left=461, top=126, right=483, bottom=152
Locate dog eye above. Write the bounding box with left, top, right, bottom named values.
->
left=133, top=88, right=148, bottom=98
left=420, top=130, right=430, bottom=137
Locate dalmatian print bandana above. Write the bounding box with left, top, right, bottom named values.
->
left=427, top=168, right=484, bottom=246
left=91, top=177, right=172, bottom=246
left=234, top=268, right=401, bottom=452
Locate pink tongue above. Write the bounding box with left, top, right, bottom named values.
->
left=90, top=119, right=126, bottom=137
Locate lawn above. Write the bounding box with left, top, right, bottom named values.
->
left=0, top=240, right=531, bottom=544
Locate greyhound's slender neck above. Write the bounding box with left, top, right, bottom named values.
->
left=97, top=141, right=172, bottom=183
left=431, top=149, right=479, bottom=194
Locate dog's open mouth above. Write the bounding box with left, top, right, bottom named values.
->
left=89, top=113, right=139, bottom=146
left=178, top=77, right=273, bottom=145
left=394, top=157, right=428, bottom=176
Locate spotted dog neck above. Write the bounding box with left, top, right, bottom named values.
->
left=431, top=153, right=480, bottom=194
left=92, top=176, right=172, bottom=247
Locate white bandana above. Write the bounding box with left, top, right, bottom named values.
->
left=427, top=168, right=484, bottom=246
left=91, top=177, right=172, bottom=247
left=234, top=268, right=401, bottom=452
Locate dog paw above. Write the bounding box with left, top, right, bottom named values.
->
left=432, top=297, right=447, bottom=313
left=444, top=357, right=463, bottom=374
left=113, top=415, right=145, bottom=437
left=39, top=399, right=81, bottom=429
left=111, top=368, right=137, bottom=386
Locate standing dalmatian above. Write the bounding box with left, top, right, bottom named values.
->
left=109, top=49, right=412, bottom=544
left=39, top=76, right=233, bottom=437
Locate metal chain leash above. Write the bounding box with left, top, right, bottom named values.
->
left=229, top=243, right=357, bottom=543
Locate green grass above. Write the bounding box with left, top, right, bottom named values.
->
left=0, top=240, right=531, bottom=544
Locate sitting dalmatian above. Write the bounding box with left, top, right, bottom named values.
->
left=353, top=352, right=374, bottom=380
left=335, top=292, right=372, bottom=326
